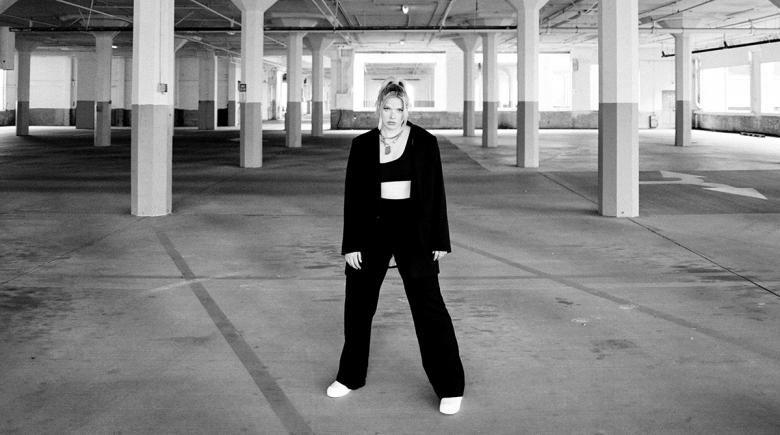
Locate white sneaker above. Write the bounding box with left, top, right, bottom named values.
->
left=439, top=396, right=462, bottom=415
left=326, top=381, right=351, bottom=398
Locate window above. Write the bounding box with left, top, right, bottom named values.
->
left=0, top=69, right=5, bottom=111
left=354, top=52, right=446, bottom=111
left=700, top=65, right=750, bottom=112
left=539, top=53, right=572, bottom=110
left=761, top=61, right=780, bottom=114
left=491, top=52, right=573, bottom=111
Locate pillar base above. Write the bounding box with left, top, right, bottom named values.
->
left=286, top=101, right=301, bottom=148
left=227, top=100, right=237, bottom=127
left=95, top=101, right=111, bottom=147
left=675, top=100, right=691, bottom=147
left=482, top=101, right=498, bottom=148
left=75, top=100, right=95, bottom=129
left=517, top=100, right=539, bottom=167
left=598, top=102, right=639, bottom=218
left=16, top=100, right=29, bottom=136
left=198, top=100, right=216, bottom=130
left=463, top=100, right=475, bottom=137
left=131, top=104, right=172, bottom=217
left=311, top=101, right=323, bottom=136
left=240, top=102, right=263, bottom=168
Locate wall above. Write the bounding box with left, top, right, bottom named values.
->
left=695, top=113, right=780, bottom=136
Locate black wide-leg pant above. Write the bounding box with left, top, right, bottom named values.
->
left=335, top=246, right=465, bottom=399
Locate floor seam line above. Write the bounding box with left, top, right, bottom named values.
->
left=0, top=217, right=147, bottom=287
left=451, top=238, right=780, bottom=362
left=628, top=219, right=780, bottom=298
left=154, top=230, right=314, bottom=435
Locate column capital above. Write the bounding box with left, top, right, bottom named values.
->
left=304, top=34, right=333, bottom=53
left=453, top=34, right=480, bottom=53
left=507, top=0, right=548, bottom=12
left=230, top=0, right=275, bottom=12
left=268, top=13, right=323, bottom=29
left=15, top=37, right=38, bottom=52
left=93, top=31, right=119, bottom=41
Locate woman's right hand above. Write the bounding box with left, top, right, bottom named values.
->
left=345, top=252, right=362, bottom=270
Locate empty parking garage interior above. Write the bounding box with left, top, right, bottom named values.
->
left=1, top=0, right=780, bottom=433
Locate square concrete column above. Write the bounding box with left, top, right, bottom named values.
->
left=227, top=58, right=238, bottom=126
left=123, top=56, right=133, bottom=125
left=286, top=32, right=304, bottom=148
left=198, top=49, right=217, bottom=130
left=571, top=47, right=595, bottom=111
left=15, top=39, right=35, bottom=136
left=94, top=32, right=114, bottom=147
left=75, top=54, right=96, bottom=129
left=305, top=35, right=332, bottom=137
left=598, top=0, right=639, bottom=217
left=481, top=32, right=498, bottom=148
left=1, top=27, right=14, bottom=70
left=750, top=49, right=762, bottom=115
left=131, top=0, right=174, bottom=216
left=454, top=35, right=479, bottom=137
left=674, top=33, right=692, bottom=147
left=511, top=0, right=546, bottom=168
left=234, top=0, right=275, bottom=168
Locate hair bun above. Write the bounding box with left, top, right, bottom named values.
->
left=382, top=78, right=405, bottom=91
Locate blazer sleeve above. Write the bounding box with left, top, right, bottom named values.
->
left=341, top=138, right=362, bottom=255
left=429, top=136, right=452, bottom=253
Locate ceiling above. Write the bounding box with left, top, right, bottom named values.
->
left=1, top=0, right=779, bottom=56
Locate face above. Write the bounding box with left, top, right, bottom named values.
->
left=380, top=96, right=406, bottom=130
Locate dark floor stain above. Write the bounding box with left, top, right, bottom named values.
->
left=0, top=286, right=72, bottom=343
left=591, top=339, right=638, bottom=360
left=556, top=297, right=575, bottom=306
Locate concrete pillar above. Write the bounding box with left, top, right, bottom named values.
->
left=15, top=39, right=34, bottom=136
left=198, top=49, right=217, bottom=130
left=75, top=54, right=96, bottom=129
left=306, top=35, right=332, bottom=137
left=481, top=32, right=498, bottom=148
left=1, top=27, right=14, bottom=70
left=234, top=0, right=275, bottom=168
left=227, top=59, right=238, bottom=126
left=598, top=0, right=639, bottom=218
left=131, top=0, right=174, bottom=216
left=674, top=33, right=692, bottom=147
left=571, top=47, right=595, bottom=111
left=511, top=0, right=545, bottom=167
left=286, top=32, right=304, bottom=148
left=454, top=35, right=479, bottom=137
left=750, top=49, right=762, bottom=115
left=123, top=56, right=133, bottom=124
left=94, top=32, right=114, bottom=147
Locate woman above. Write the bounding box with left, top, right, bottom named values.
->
left=327, top=80, right=465, bottom=415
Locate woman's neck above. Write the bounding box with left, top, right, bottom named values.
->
left=381, top=123, right=406, bottom=137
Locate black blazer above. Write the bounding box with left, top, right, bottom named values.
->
left=341, top=121, right=451, bottom=258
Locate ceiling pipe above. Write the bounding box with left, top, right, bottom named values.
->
left=186, top=0, right=240, bottom=27
left=662, top=37, right=780, bottom=57
left=438, top=0, right=457, bottom=30
left=307, top=0, right=352, bottom=44
left=54, top=0, right=132, bottom=24
left=650, top=0, right=717, bottom=23
left=11, top=25, right=780, bottom=35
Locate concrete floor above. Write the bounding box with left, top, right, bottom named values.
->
left=1, top=125, right=779, bottom=434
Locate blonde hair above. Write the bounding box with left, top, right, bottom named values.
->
left=375, top=79, right=411, bottom=115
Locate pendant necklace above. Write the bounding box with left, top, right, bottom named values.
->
left=380, top=129, right=404, bottom=155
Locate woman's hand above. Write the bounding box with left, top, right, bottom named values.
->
left=345, top=252, right=362, bottom=270
left=432, top=251, right=448, bottom=262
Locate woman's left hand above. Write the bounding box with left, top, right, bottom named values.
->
left=432, top=251, right=448, bottom=262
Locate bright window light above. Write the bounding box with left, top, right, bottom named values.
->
left=761, top=61, right=780, bottom=114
